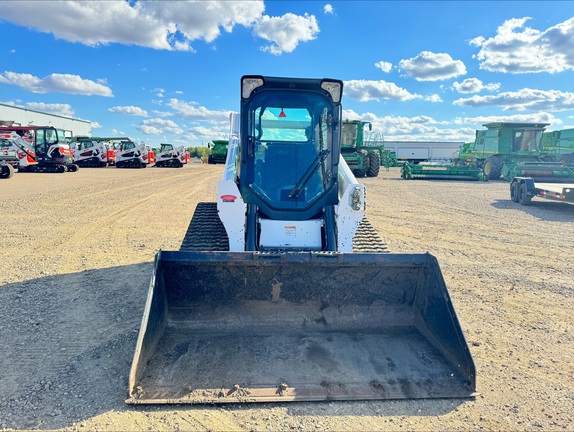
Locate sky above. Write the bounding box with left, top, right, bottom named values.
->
left=1, top=0, right=574, bottom=148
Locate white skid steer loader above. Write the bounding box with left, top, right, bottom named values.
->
left=154, top=143, right=187, bottom=168
left=127, top=76, right=476, bottom=404
left=115, top=138, right=150, bottom=168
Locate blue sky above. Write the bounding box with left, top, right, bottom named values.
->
left=1, top=1, right=573, bottom=147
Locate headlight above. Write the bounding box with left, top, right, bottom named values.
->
left=321, top=80, right=342, bottom=103
left=349, top=186, right=363, bottom=211
left=242, top=77, right=264, bottom=99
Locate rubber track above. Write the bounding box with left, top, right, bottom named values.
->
left=179, top=202, right=229, bottom=251
left=180, top=202, right=388, bottom=253
left=352, top=217, right=388, bottom=253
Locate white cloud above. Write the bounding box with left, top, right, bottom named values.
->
left=324, top=4, right=334, bottom=15
left=453, top=78, right=501, bottom=94
left=149, top=1, right=263, bottom=44
left=470, top=17, right=574, bottom=73
left=0, top=71, right=113, bottom=96
left=399, top=51, right=466, bottom=81
left=0, top=1, right=316, bottom=55
left=0, top=1, right=265, bottom=51
left=136, top=118, right=184, bottom=135
left=453, top=112, right=562, bottom=126
left=108, top=106, right=148, bottom=116
left=453, top=88, right=574, bottom=111
left=151, top=110, right=174, bottom=118
left=344, top=80, right=421, bottom=102
left=167, top=99, right=230, bottom=123
left=343, top=108, right=474, bottom=141
left=375, top=61, right=393, bottom=73
left=91, top=122, right=102, bottom=129
left=425, top=94, right=443, bottom=103
left=340, top=109, right=562, bottom=142
left=25, top=102, right=74, bottom=117
left=189, top=125, right=228, bottom=140
left=253, top=13, right=319, bottom=55
left=137, top=125, right=161, bottom=135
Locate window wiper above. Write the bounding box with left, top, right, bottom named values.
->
left=288, top=149, right=330, bottom=199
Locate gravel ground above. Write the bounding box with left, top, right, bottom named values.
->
left=0, top=164, right=572, bottom=431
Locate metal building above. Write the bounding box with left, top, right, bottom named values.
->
left=385, top=141, right=463, bottom=162
left=0, top=102, right=92, bottom=137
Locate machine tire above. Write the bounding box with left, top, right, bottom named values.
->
left=0, top=164, right=15, bottom=179
left=483, top=156, right=503, bottom=180
left=68, top=164, right=79, bottom=172
left=510, top=181, right=520, bottom=203
left=560, top=153, right=574, bottom=165
left=367, top=150, right=381, bottom=177
left=208, top=155, right=214, bottom=165
left=354, top=150, right=369, bottom=177
left=56, top=165, right=66, bottom=173
left=518, top=182, right=532, bottom=206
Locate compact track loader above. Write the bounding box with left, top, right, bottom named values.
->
left=127, top=76, right=475, bottom=404
left=115, top=138, right=152, bottom=168
left=154, top=143, right=187, bottom=168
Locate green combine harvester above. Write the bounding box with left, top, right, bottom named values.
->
left=207, top=139, right=229, bottom=164
left=543, top=128, right=574, bottom=165
left=402, top=122, right=574, bottom=182
left=458, top=122, right=574, bottom=181
left=341, top=120, right=396, bottom=177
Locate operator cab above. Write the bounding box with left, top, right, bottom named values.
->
left=239, top=76, right=342, bottom=222
left=159, top=143, right=174, bottom=153
left=120, top=141, right=136, bottom=151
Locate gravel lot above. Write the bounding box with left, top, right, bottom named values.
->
left=0, top=163, right=572, bottom=431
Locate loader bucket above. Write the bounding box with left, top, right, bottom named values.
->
left=127, top=251, right=476, bottom=404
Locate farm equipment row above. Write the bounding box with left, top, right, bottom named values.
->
left=402, top=122, right=574, bottom=183
left=0, top=128, right=191, bottom=178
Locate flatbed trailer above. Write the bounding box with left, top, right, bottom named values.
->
left=510, top=176, right=574, bottom=206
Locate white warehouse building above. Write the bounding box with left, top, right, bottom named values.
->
left=385, top=141, right=463, bottom=162
left=0, top=103, right=92, bottom=138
